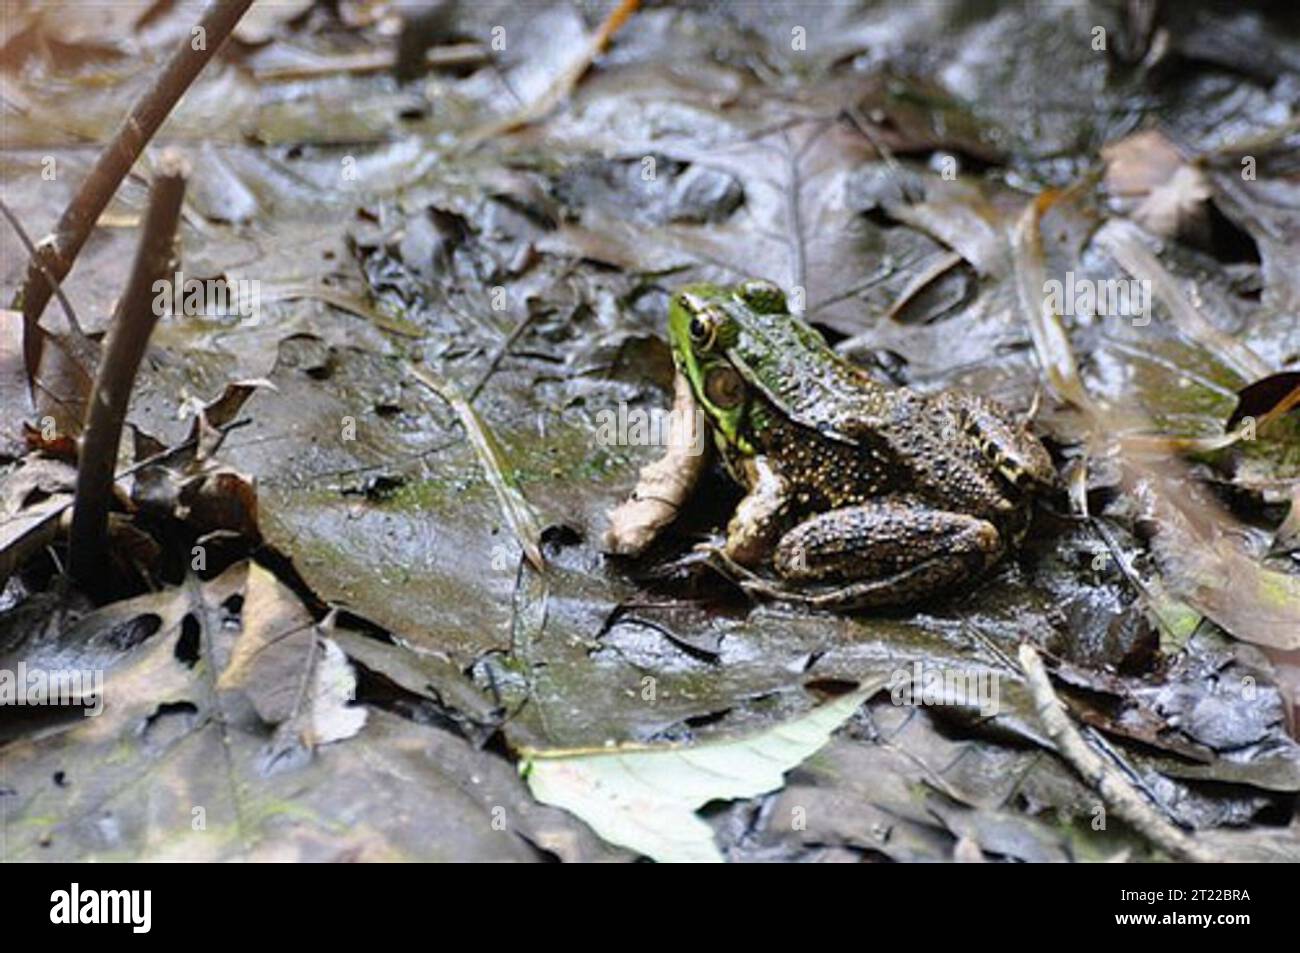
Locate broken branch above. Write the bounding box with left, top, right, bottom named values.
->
left=1018, top=642, right=1218, bottom=863
left=15, top=0, right=253, bottom=379
left=69, top=150, right=190, bottom=597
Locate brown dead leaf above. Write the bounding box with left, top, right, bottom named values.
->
left=603, top=371, right=710, bottom=556
left=1273, top=486, right=1300, bottom=558
left=1102, top=129, right=1212, bottom=242
left=131, top=382, right=266, bottom=544
left=1, top=309, right=93, bottom=455
left=218, top=563, right=366, bottom=746
left=1011, top=191, right=1096, bottom=413
left=1103, top=130, right=1187, bottom=197
left=1136, top=473, right=1300, bottom=651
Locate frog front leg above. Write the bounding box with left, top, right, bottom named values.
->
left=768, top=499, right=1004, bottom=608
left=723, top=455, right=792, bottom=566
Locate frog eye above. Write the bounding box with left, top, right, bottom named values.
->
left=688, top=311, right=720, bottom=351
left=736, top=279, right=787, bottom=314
left=704, top=367, right=746, bottom=408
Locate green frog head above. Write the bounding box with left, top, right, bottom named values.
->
left=668, top=279, right=896, bottom=449
left=668, top=281, right=763, bottom=450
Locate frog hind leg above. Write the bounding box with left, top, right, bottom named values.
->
left=769, top=500, right=1004, bottom=608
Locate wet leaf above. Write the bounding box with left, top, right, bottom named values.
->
left=408, top=364, right=545, bottom=572
left=0, top=493, right=69, bottom=587
left=1011, top=191, right=1094, bottom=411
left=1095, top=218, right=1270, bottom=382
left=1102, top=129, right=1212, bottom=242
left=5, top=0, right=1300, bottom=863
left=233, top=0, right=315, bottom=47
left=216, top=569, right=366, bottom=748
left=0, top=562, right=617, bottom=861
left=1137, top=476, right=1300, bottom=651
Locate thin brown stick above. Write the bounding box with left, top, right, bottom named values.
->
left=1018, top=642, right=1218, bottom=863
left=0, top=197, right=83, bottom=336
left=467, top=308, right=540, bottom=402
left=69, top=150, right=189, bottom=597
left=460, top=0, right=640, bottom=150
left=15, top=0, right=253, bottom=379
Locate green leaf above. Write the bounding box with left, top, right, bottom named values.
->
left=520, top=679, right=887, bottom=863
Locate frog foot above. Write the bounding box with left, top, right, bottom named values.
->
left=692, top=542, right=771, bottom=595
left=692, top=543, right=837, bottom=608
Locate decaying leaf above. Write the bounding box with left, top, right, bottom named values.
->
left=1095, top=218, right=1270, bottom=382
left=603, top=370, right=710, bottom=556
left=0, top=561, right=617, bottom=861
left=3, top=0, right=1299, bottom=866
left=130, top=382, right=267, bottom=544
left=303, top=635, right=368, bottom=746
left=216, top=564, right=367, bottom=749
left=232, top=0, right=315, bottom=46
left=0, top=494, right=67, bottom=587
left=1011, top=191, right=1095, bottom=412
left=1136, top=474, right=1300, bottom=651
left=1102, top=129, right=1212, bottom=242
left=1273, top=485, right=1300, bottom=558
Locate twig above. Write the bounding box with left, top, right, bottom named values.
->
left=1017, top=642, right=1218, bottom=863
left=69, top=150, right=189, bottom=597
left=460, top=0, right=640, bottom=150
left=0, top=197, right=83, bottom=337
left=0, top=417, right=250, bottom=541
left=253, top=42, right=487, bottom=81
left=15, top=0, right=253, bottom=379
left=467, top=307, right=540, bottom=402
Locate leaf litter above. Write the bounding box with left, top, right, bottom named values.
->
left=2, top=0, right=1299, bottom=862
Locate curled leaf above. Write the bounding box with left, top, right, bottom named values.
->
left=603, top=370, right=710, bottom=556
left=1011, top=192, right=1094, bottom=412
left=1226, top=370, right=1300, bottom=432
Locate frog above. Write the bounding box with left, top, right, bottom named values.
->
left=666, top=279, right=1056, bottom=609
